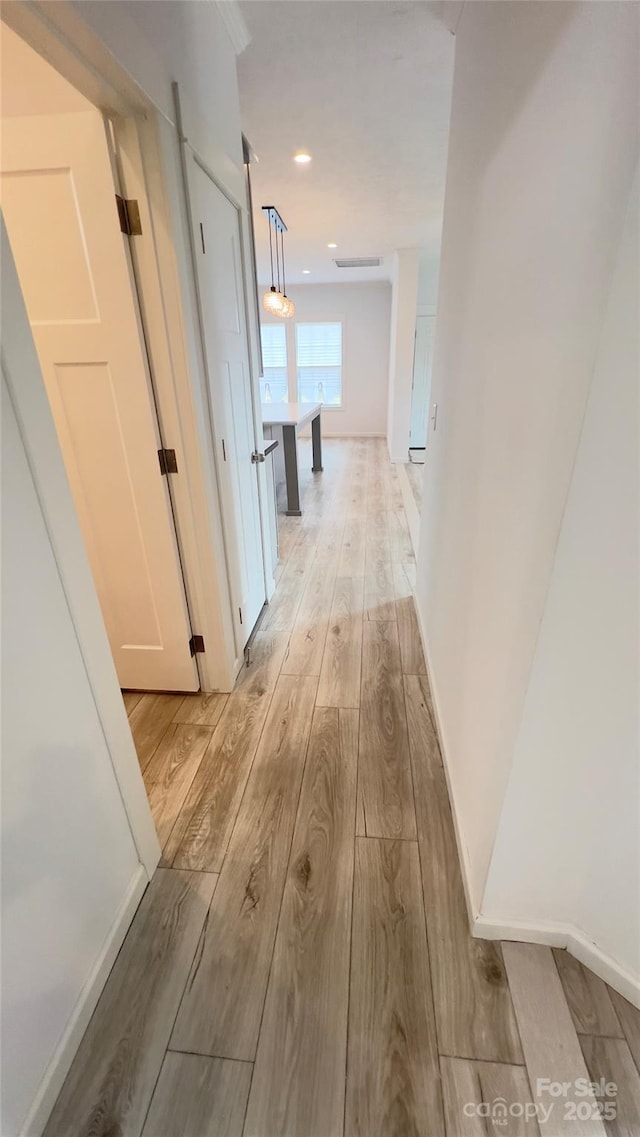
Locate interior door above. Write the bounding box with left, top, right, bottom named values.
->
left=0, top=111, right=199, bottom=692
left=409, top=315, right=436, bottom=449
left=189, top=157, right=266, bottom=647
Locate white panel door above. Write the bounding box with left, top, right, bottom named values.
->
left=410, top=315, right=436, bottom=449
left=0, top=111, right=198, bottom=691
left=189, top=158, right=266, bottom=647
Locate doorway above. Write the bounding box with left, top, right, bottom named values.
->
left=0, top=26, right=199, bottom=693
left=409, top=314, right=436, bottom=454
left=186, top=154, right=267, bottom=647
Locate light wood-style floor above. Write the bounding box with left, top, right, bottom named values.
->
left=46, top=439, right=640, bottom=1137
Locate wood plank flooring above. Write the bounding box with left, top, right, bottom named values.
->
left=43, top=869, right=216, bottom=1137
left=244, top=707, right=357, bottom=1136
left=48, top=440, right=640, bottom=1137
left=171, top=675, right=318, bottom=1061
left=503, top=942, right=608, bottom=1136
left=141, top=1052, right=251, bottom=1137
left=346, top=836, right=444, bottom=1137
left=357, top=620, right=416, bottom=840
left=441, top=1057, right=540, bottom=1136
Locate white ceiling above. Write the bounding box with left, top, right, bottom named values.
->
left=238, top=1, right=455, bottom=286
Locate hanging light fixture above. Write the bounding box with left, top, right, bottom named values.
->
left=277, top=216, right=295, bottom=319
left=262, top=207, right=284, bottom=315
left=262, top=206, right=295, bottom=319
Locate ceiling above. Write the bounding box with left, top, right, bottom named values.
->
left=238, top=1, right=455, bottom=286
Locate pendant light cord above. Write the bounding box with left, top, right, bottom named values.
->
left=275, top=214, right=281, bottom=293
left=281, top=226, right=287, bottom=297
left=268, top=212, right=275, bottom=289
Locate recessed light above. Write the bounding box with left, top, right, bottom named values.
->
left=327, top=242, right=337, bottom=248
left=302, top=269, right=311, bottom=274
left=293, top=152, right=312, bottom=164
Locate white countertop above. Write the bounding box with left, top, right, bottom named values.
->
left=261, top=402, right=321, bottom=429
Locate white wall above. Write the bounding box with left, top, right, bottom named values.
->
left=387, top=248, right=420, bottom=460
left=483, top=166, right=639, bottom=984
left=1, top=209, right=159, bottom=1135
left=1, top=375, right=141, bottom=1135
left=262, top=281, right=391, bottom=436
left=416, top=0, right=638, bottom=926
left=74, top=0, right=243, bottom=170
left=0, top=6, right=252, bottom=1132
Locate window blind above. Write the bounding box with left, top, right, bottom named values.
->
left=295, top=323, right=342, bottom=367
left=260, top=323, right=288, bottom=402
left=296, top=322, right=342, bottom=406
left=261, top=323, right=287, bottom=369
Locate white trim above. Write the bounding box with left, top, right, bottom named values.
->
left=176, top=84, right=245, bottom=209
left=414, top=600, right=478, bottom=928
left=413, top=582, right=640, bottom=1011
left=0, top=1, right=144, bottom=117
left=111, top=112, right=234, bottom=692
left=241, top=155, right=276, bottom=604
left=474, top=914, right=640, bottom=1010
left=175, top=85, right=263, bottom=668
left=19, top=866, right=147, bottom=1137
left=214, top=0, right=251, bottom=56
left=397, top=462, right=420, bottom=556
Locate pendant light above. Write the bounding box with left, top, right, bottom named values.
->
left=278, top=221, right=295, bottom=318
left=262, top=206, right=295, bottom=319
left=262, top=208, right=284, bottom=315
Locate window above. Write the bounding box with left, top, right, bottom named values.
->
left=296, top=322, right=342, bottom=406
left=260, top=323, right=288, bottom=403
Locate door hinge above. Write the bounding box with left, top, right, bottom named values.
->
left=116, top=195, right=142, bottom=236
left=158, top=448, right=178, bottom=476
left=239, top=607, right=243, bottom=625
left=189, top=634, right=205, bottom=656
left=222, top=439, right=227, bottom=461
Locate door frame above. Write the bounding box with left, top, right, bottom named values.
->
left=0, top=3, right=263, bottom=695
left=174, top=84, right=267, bottom=656
left=409, top=313, right=436, bottom=449
left=0, top=6, right=269, bottom=851
left=109, top=111, right=237, bottom=690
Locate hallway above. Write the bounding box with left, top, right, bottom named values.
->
left=45, top=440, right=640, bottom=1136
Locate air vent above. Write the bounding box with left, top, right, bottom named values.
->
left=334, top=257, right=382, bottom=269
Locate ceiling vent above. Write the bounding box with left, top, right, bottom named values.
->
left=334, top=257, right=382, bottom=269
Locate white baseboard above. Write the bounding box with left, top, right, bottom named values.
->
left=412, top=592, right=478, bottom=929
left=20, top=864, right=148, bottom=1137
left=396, top=463, right=420, bottom=557
left=412, top=594, right=640, bottom=1012
left=474, top=914, right=640, bottom=1009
